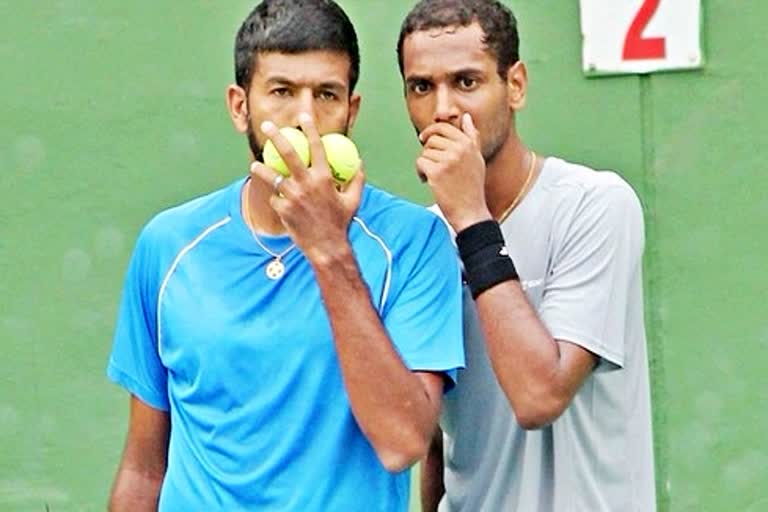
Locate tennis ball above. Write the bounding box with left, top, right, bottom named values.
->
left=321, top=133, right=360, bottom=184
left=262, top=127, right=310, bottom=177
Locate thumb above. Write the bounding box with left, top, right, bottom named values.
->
left=340, top=163, right=366, bottom=209
left=461, top=113, right=480, bottom=147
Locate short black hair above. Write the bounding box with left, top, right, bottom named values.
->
left=397, top=0, right=519, bottom=79
left=235, top=0, right=360, bottom=92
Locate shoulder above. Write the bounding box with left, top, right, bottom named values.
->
left=355, top=184, right=452, bottom=246
left=537, top=158, right=645, bottom=257
left=358, top=184, right=442, bottom=223
left=134, top=179, right=241, bottom=264
left=539, top=157, right=643, bottom=221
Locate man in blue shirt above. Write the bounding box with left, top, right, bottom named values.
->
left=106, top=1, right=464, bottom=510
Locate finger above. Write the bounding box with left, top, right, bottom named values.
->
left=422, top=134, right=454, bottom=152
left=298, top=112, right=328, bottom=173
left=416, top=156, right=440, bottom=182
left=418, top=148, right=449, bottom=164
left=340, top=164, right=365, bottom=210
left=260, top=121, right=308, bottom=177
left=419, top=122, right=466, bottom=145
left=269, top=192, right=290, bottom=220
left=461, top=113, right=481, bottom=148
left=250, top=161, right=292, bottom=197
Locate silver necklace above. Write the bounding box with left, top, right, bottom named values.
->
left=243, top=182, right=296, bottom=280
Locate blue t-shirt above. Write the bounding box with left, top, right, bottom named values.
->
left=107, top=178, right=465, bottom=511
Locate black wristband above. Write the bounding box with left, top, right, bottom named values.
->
left=456, top=220, right=518, bottom=299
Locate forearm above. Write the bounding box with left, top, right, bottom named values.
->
left=110, top=396, right=169, bottom=512
left=108, top=467, right=164, bottom=512
left=455, top=219, right=595, bottom=428
left=420, top=429, right=445, bottom=512
left=475, top=280, right=571, bottom=428
left=311, top=245, right=440, bottom=471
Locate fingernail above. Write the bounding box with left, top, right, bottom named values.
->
left=260, top=121, right=275, bottom=134
left=250, top=161, right=259, bottom=172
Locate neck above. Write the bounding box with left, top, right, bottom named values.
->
left=484, top=135, right=534, bottom=220
left=243, top=175, right=287, bottom=235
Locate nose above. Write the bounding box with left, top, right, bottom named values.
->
left=433, top=85, right=460, bottom=125
left=290, top=89, right=317, bottom=127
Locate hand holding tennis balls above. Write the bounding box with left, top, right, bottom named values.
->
left=251, top=117, right=363, bottom=256
left=321, top=133, right=360, bottom=185
left=262, top=127, right=311, bottom=177
left=262, top=126, right=359, bottom=185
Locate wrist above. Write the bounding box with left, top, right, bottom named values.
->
left=309, top=242, right=369, bottom=299
left=456, top=220, right=519, bottom=299
left=449, top=210, right=493, bottom=233
left=306, top=241, right=355, bottom=271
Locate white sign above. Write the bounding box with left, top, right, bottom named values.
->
left=580, top=0, right=703, bottom=75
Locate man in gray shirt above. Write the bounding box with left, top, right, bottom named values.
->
left=397, top=1, right=656, bottom=510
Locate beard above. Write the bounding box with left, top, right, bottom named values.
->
left=481, top=131, right=506, bottom=164
left=479, top=110, right=511, bottom=165
left=246, top=120, right=263, bottom=162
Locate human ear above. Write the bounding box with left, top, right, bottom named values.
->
left=226, top=84, right=249, bottom=133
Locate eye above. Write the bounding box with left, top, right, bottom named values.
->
left=271, top=87, right=291, bottom=97
left=318, top=90, right=338, bottom=101
left=409, top=80, right=432, bottom=95
left=457, top=76, right=478, bottom=90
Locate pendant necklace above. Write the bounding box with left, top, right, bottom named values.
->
left=243, top=181, right=296, bottom=280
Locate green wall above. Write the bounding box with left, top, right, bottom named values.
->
left=1, top=1, right=766, bottom=510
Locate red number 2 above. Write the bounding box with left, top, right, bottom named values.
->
left=623, top=0, right=666, bottom=60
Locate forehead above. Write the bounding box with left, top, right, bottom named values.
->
left=402, top=23, right=495, bottom=77
left=251, top=50, right=351, bottom=86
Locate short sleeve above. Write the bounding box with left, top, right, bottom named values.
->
left=382, top=215, right=465, bottom=387
left=539, top=182, right=645, bottom=370
left=107, top=224, right=170, bottom=410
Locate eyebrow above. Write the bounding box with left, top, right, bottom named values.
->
left=405, top=67, right=484, bottom=83
left=405, top=75, right=432, bottom=86
left=265, top=76, right=347, bottom=92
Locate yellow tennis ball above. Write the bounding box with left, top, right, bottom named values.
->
left=321, top=133, right=360, bottom=184
left=262, top=127, right=310, bottom=177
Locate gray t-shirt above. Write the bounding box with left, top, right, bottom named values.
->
left=436, top=157, right=656, bottom=512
